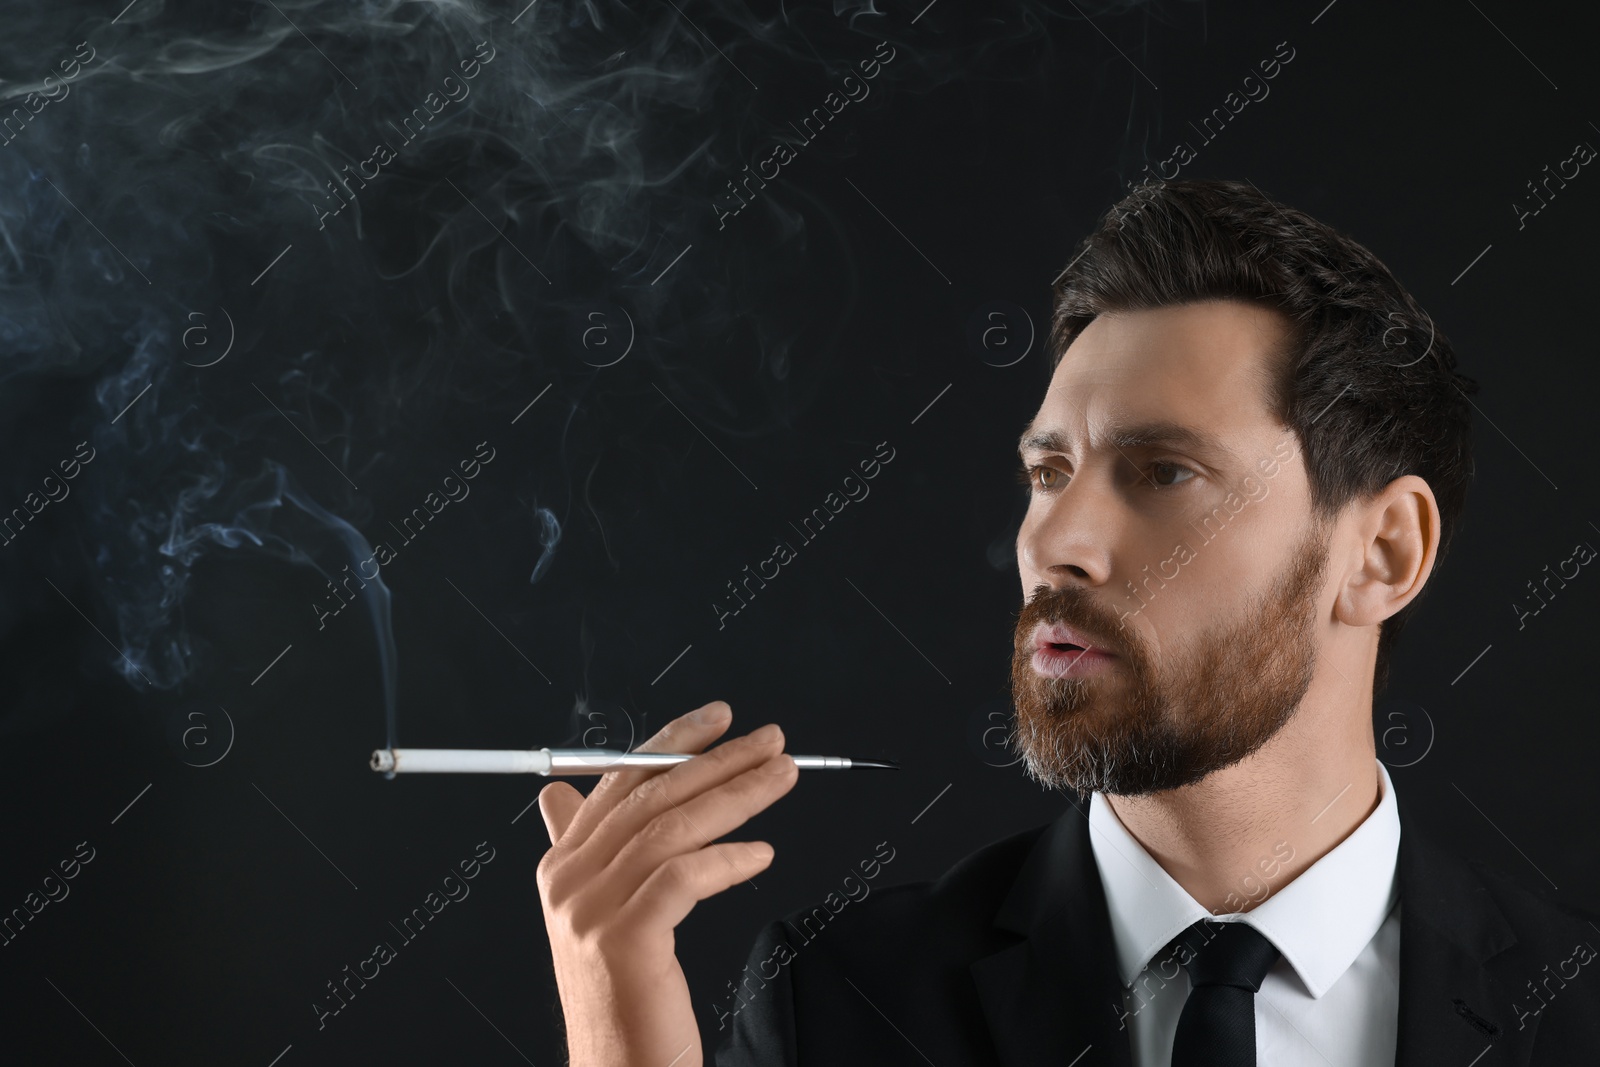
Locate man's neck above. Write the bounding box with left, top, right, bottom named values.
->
left=1102, top=718, right=1382, bottom=915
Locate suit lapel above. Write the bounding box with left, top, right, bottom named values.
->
left=971, top=798, right=1134, bottom=1067
left=1392, top=784, right=1541, bottom=1066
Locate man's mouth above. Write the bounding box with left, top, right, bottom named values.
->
left=1031, top=642, right=1117, bottom=678
left=1031, top=622, right=1115, bottom=657
left=1030, top=620, right=1120, bottom=681
left=1028, top=622, right=1118, bottom=678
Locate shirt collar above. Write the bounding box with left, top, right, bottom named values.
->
left=1087, top=758, right=1401, bottom=999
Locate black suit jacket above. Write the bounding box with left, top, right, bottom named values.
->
left=712, top=784, right=1600, bottom=1065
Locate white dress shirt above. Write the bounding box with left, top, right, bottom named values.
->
left=1088, top=758, right=1402, bottom=1066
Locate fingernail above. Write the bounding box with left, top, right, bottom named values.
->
left=750, top=723, right=781, bottom=743
left=693, top=703, right=732, bottom=725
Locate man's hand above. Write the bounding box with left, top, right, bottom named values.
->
left=537, top=701, right=798, bottom=1067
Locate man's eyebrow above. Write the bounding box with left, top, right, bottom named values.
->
left=1015, top=419, right=1236, bottom=461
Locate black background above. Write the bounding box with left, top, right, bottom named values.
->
left=1, top=1, right=1597, bottom=1063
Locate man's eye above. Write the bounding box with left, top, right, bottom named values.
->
left=1016, top=460, right=1196, bottom=492
left=1149, top=461, right=1196, bottom=488
left=1015, top=463, right=1062, bottom=491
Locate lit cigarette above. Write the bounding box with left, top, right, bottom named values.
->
left=370, top=748, right=897, bottom=775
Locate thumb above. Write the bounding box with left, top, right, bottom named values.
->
left=538, top=781, right=584, bottom=846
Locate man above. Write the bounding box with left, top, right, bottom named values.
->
left=535, top=180, right=1600, bottom=1065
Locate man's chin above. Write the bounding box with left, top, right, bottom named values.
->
left=1017, top=747, right=1201, bottom=798
left=1010, top=705, right=1212, bottom=797
left=1014, top=682, right=1124, bottom=729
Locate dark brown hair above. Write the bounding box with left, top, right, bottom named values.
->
left=1048, top=178, right=1477, bottom=700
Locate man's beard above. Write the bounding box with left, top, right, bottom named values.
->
left=1009, top=519, right=1332, bottom=798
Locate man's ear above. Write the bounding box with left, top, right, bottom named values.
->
left=1334, top=475, right=1440, bottom=629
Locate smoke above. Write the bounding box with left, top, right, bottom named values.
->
left=0, top=0, right=1116, bottom=735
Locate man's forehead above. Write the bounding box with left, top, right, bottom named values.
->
left=1022, top=304, right=1286, bottom=460
left=1059, top=302, right=1284, bottom=385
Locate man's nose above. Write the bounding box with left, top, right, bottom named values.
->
left=1017, top=476, right=1120, bottom=589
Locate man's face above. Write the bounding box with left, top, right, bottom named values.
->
left=1011, top=299, right=1334, bottom=797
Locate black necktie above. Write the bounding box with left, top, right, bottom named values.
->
left=1169, top=919, right=1282, bottom=1066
